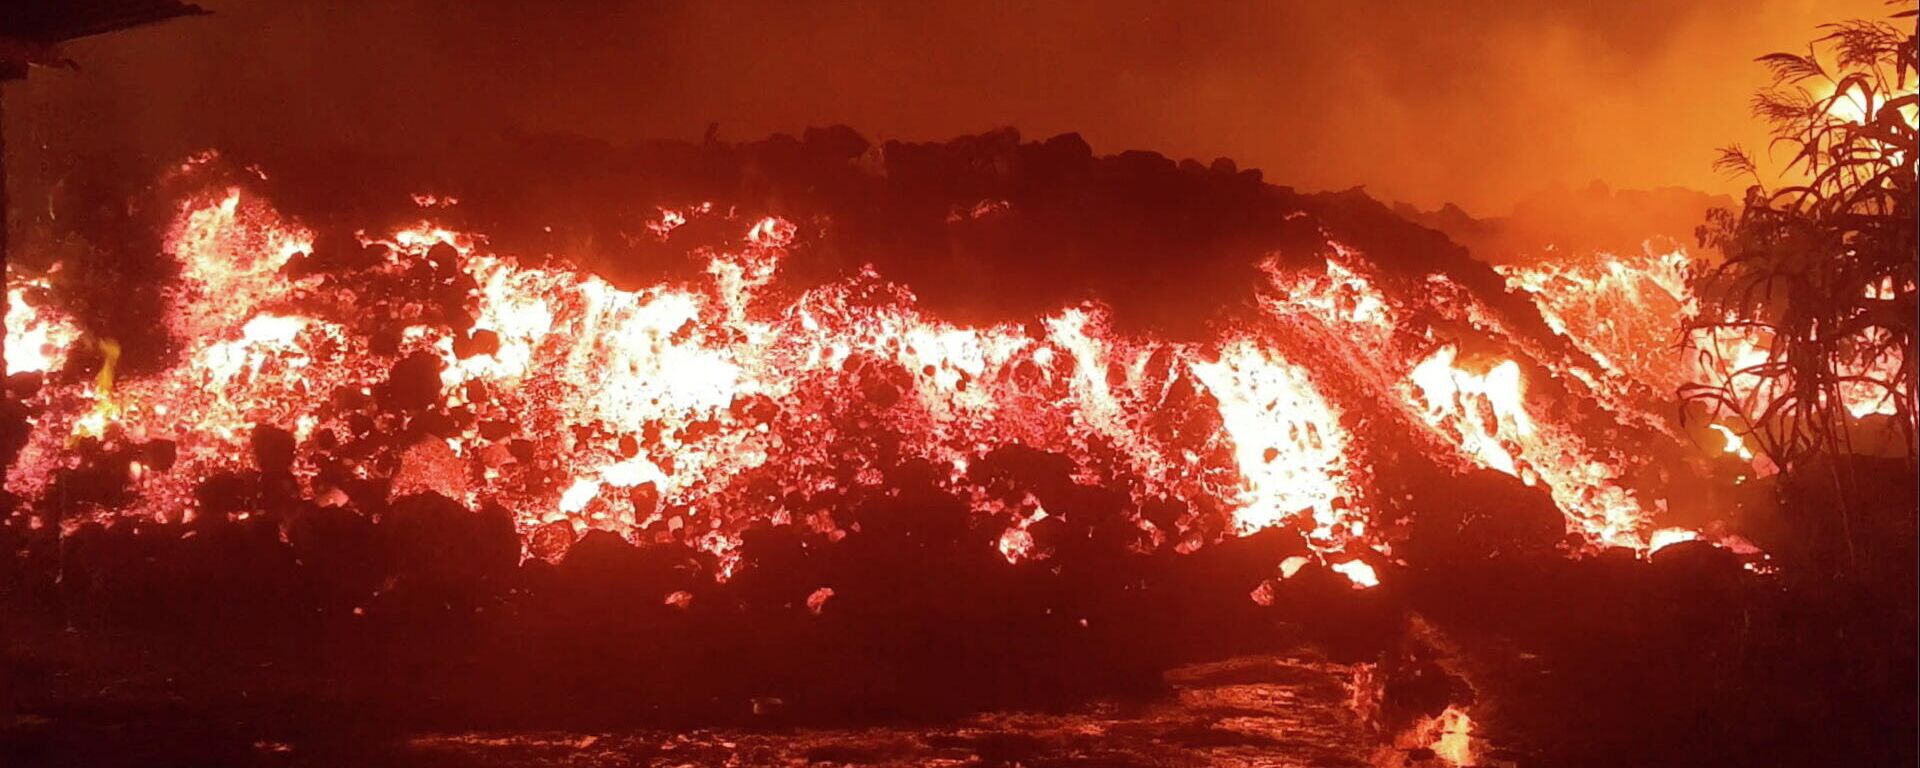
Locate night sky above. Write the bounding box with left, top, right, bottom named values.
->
left=5, top=0, right=1890, bottom=213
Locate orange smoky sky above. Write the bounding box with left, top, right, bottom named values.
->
left=5, top=0, right=1897, bottom=214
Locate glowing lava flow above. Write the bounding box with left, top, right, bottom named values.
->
left=1243, top=248, right=1663, bottom=549
left=1496, top=249, right=1697, bottom=400
left=1189, top=341, right=1352, bottom=536
left=1502, top=249, right=1912, bottom=458
left=5, top=177, right=1708, bottom=585
left=2, top=186, right=1378, bottom=580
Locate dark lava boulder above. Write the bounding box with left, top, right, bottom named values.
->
left=1402, top=468, right=1566, bottom=568
left=378, top=492, right=518, bottom=606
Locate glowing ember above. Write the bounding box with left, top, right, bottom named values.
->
left=1409, top=705, right=1477, bottom=766
left=997, top=527, right=1036, bottom=564
left=1647, top=527, right=1702, bottom=553
left=1330, top=559, right=1379, bottom=589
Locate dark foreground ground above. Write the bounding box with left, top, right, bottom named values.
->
left=1, top=455, right=1913, bottom=767
left=4, top=653, right=1424, bottom=768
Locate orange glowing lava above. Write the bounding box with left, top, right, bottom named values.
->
left=5, top=170, right=1729, bottom=581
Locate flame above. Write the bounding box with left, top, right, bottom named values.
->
left=5, top=269, right=81, bottom=376
left=71, top=338, right=122, bottom=442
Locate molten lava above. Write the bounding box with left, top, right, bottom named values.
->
left=7, top=168, right=1783, bottom=589
left=1500, top=248, right=1911, bottom=463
